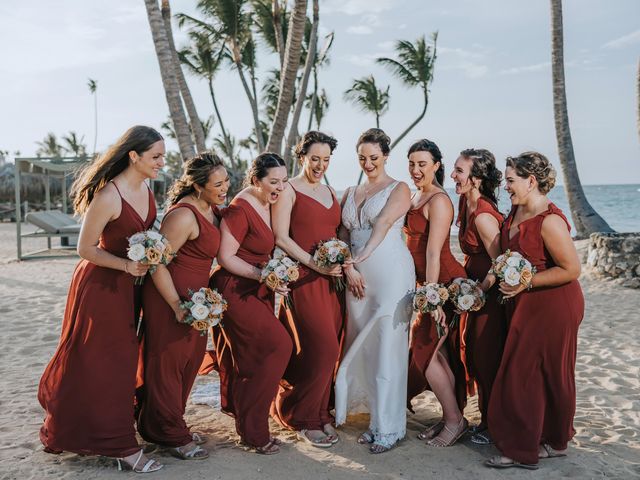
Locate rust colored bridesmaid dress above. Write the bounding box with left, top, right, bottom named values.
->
left=272, top=185, right=344, bottom=431
left=137, top=203, right=220, bottom=447
left=38, top=185, right=156, bottom=457
left=457, top=195, right=506, bottom=428
left=210, top=198, right=292, bottom=447
left=404, top=192, right=468, bottom=411
left=488, top=203, right=584, bottom=465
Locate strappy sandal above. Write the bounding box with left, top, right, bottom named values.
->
left=298, top=429, right=333, bottom=448
left=191, top=432, right=208, bottom=445
left=170, top=443, right=209, bottom=460
left=116, top=449, right=164, bottom=473
left=255, top=439, right=280, bottom=455
left=470, top=429, right=493, bottom=445
left=426, top=418, right=468, bottom=447
left=417, top=420, right=444, bottom=441
left=539, top=443, right=567, bottom=459
left=485, top=455, right=539, bottom=470
left=357, top=430, right=374, bottom=445
left=369, top=440, right=399, bottom=454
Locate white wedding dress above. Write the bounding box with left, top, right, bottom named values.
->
left=334, top=181, right=415, bottom=447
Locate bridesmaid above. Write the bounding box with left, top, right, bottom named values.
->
left=271, top=131, right=343, bottom=447
left=211, top=153, right=293, bottom=455
left=450, top=148, right=505, bottom=445
left=485, top=152, right=584, bottom=470
left=38, top=126, right=164, bottom=473
left=137, top=153, right=229, bottom=460
left=404, top=139, right=468, bottom=447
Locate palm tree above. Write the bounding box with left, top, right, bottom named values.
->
left=161, top=0, right=207, bottom=153
left=305, top=88, right=328, bottom=129
left=251, top=0, right=288, bottom=64
left=550, top=0, right=612, bottom=236
left=377, top=33, right=438, bottom=150
left=61, top=132, right=87, bottom=158
left=144, top=0, right=194, bottom=160
left=266, top=0, right=308, bottom=155
left=344, top=75, right=390, bottom=128
left=36, top=133, right=63, bottom=158
left=87, top=79, right=98, bottom=157
left=306, top=31, right=334, bottom=131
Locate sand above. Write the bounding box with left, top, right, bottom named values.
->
left=0, top=223, right=638, bottom=479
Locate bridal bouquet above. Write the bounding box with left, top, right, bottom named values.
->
left=178, top=287, right=228, bottom=335
left=413, top=282, right=450, bottom=337
left=447, top=277, right=486, bottom=330
left=490, top=249, right=536, bottom=302
left=312, top=238, right=351, bottom=291
left=261, top=247, right=300, bottom=307
left=127, top=230, right=175, bottom=284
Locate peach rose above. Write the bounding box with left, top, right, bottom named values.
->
left=414, top=293, right=428, bottom=311
left=192, top=320, right=209, bottom=331
left=286, top=266, right=299, bottom=282
left=519, top=268, right=533, bottom=286
left=145, top=247, right=161, bottom=265
left=264, top=272, right=280, bottom=291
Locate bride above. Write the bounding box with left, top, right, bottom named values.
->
left=335, top=128, right=415, bottom=453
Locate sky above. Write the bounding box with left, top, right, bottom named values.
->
left=1, top=0, right=639, bottom=191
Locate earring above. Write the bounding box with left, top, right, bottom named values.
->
left=196, top=190, right=202, bottom=200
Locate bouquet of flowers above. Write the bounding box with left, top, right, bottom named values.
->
left=312, top=238, right=351, bottom=291
left=490, top=249, right=536, bottom=302
left=412, top=282, right=450, bottom=337
left=261, top=247, right=300, bottom=308
left=178, top=287, right=228, bottom=335
left=127, top=230, right=175, bottom=284
left=447, top=277, right=486, bottom=329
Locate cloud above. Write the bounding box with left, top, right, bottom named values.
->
left=437, top=45, right=490, bottom=78
left=499, top=62, right=550, bottom=75
left=347, top=25, right=373, bottom=35
left=602, top=29, right=640, bottom=49
left=323, top=0, right=395, bottom=15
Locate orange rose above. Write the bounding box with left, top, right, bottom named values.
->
left=286, top=266, right=299, bottom=282
left=145, top=247, right=161, bottom=265
left=519, top=268, right=533, bottom=286
left=192, top=320, right=209, bottom=331
left=264, top=272, right=280, bottom=291
left=438, top=288, right=450, bottom=302
left=414, top=293, right=428, bottom=311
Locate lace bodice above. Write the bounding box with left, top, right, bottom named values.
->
left=342, top=181, right=404, bottom=232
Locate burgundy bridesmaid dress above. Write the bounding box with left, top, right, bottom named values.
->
left=488, top=203, right=584, bottom=465
left=272, top=185, right=344, bottom=431
left=457, top=195, right=506, bottom=428
left=137, top=203, right=220, bottom=447
left=404, top=192, right=468, bottom=411
left=210, top=198, right=292, bottom=447
left=38, top=184, right=156, bottom=457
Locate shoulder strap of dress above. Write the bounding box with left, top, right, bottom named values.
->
left=111, top=180, right=123, bottom=197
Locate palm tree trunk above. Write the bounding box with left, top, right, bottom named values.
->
left=161, top=0, right=206, bottom=152
left=208, top=77, right=235, bottom=169
left=231, top=39, right=265, bottom=151
left=550, top=0, right=613, bottom=237
left=273, top=0, right=285, bottom=68
left=267, top=0, right=308, bottom=155
left=390, top=89, right=428, bottom=150
left=144, top=0, right=194, bottom=159
left=307, top=67, right=318, bottom=131
left=284, top=0, right=318, bottom=167
left=375, top=112, right=380, bottom=128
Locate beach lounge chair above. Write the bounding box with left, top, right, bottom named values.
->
left=18, top=210, right=81, bottom=259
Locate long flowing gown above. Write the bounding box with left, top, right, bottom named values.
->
left=272, top=186, right=344, bottom=431
left=334, top=181, right=415, bottom=447
left=457, top=195, right=506, bottom=428
left=137, top=203, right=220, bottom=447
left=210, top=198, right=292, bottom=447
left=38, top=184, right=156, bottom=457
left=488, top=203, right=584, bottom=465
left=405, top=192, right=468, bottom=411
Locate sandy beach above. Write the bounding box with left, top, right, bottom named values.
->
left=0, top=223, right=638, bottom=479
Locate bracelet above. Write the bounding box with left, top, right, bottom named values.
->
left=124, top=261, right=129, bottom=274
left=526, top=280, right=533, bottom=291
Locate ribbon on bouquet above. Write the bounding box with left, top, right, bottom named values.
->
left=218, top=326, right=236, bottom=369
left=280, top=300, right=302, bottom=355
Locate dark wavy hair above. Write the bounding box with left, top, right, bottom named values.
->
left=506, top=151, right=557, bottom=194
left=243, top=152, right=286, bottom=187
left=407, top=138, right=444, bottom=186
left=459, top=148, right=502, bottom=205
left=294, top=131, right=338, bottom=165
left=356, top=128, right=391, bottom=155
left=166, top=152, right=226, bottom=206
left=71, top=125, right=163, bottom=215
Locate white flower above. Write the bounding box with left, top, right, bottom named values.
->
left=506, top=255, right=522, bottom=267
left=268, top=259, right=279, bottom=268
left=425, top=288, right=441, bottom=305
left=275, top=265, right=288, bottom=279
left=211, top=304, right=224, bottom=316
left=503, top=266, right=521, bottom=286
left=147, top=231, right=163, bottom=242
left=191, top=291, right=207, bottom=304
left=458, top=294, right=475, bottom=311
left=154, top=239, right=165, bottom=250
left=282, top=257, right=295, bottom=267
left=129, top=233, right=146, bottom=244
left=190, top=303, right=209, bottom=320
left=273, top=247, right=286, bottom=260
left=127, top=243, right=146, bottom=261
left=460, top=281, right=473, bottom=295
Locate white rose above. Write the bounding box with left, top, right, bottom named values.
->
left=282, top=257, right=295, bottom=267
left=127, top=243, right=146, bottom=261
left=191, top=291, right=207, bottom=304
left=211, top=304, right=223, bottom=316
left=458, top=294, right=475, bottom=311
left=426, top=289, right=441, bottom=305
left=506, top=255, right=522, bottom=267
left=268, top=259, right=279, bottom=268
left=275, top=265, right=288, bottom=279
left=273, top=247, right=286, bottom=260
left=460, top=282, right=473, bottom=294
left=129, top=233, right=146, bottom=244
left=190, top=303, right=209, bottom=320
left=503, top=266, right=521, bottom=286
left=147, top=231, right=163, bottom=242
